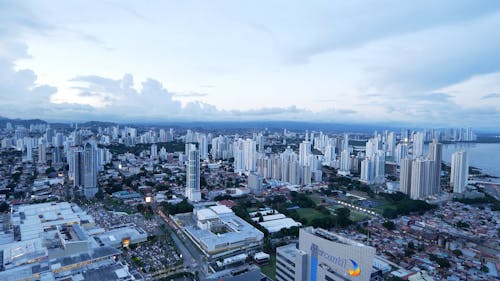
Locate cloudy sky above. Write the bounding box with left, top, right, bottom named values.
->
left=1, top=1, right=500, bottom=129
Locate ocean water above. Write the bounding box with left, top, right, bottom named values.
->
left=442, top=143, right=500, bottom=177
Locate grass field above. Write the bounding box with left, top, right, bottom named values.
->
left=370, top=198, right=394, bottom=214
left=349, top=210, right=371, bottom=222
left=295, top=208, right=330, bottom=223
left=329, top=205, right=371, bottom=222
left=260, top=254, right=276, bottom=280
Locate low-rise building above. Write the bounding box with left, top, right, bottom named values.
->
left=176, top=204, right=264, bottom=258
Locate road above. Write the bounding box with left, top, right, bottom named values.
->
left=158, top=210, right=207, bottom=279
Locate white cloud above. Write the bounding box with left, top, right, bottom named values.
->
left=0, top=1, right=500, bottom=129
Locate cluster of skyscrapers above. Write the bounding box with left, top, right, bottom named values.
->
left=360, top=135, right=388, bottom=184
left=68, top=143, right=99, bottom=198
left=399, top=139, right=443, bottom=199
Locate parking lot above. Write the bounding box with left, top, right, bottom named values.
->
left=126, top=236, right=183, bottom=274
left=83, top=203, right=183, bottom=275
left=85, top=203, right=161, bottom=234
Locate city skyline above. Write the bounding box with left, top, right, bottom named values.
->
left=0, top=119, right=498, bottom=280
left=1, top=1, right=500, bottom=129
left=1, top=2, right=500, bottom=280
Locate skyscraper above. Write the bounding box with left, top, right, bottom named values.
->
left=374, top=152, right=385, bottom=183
left=299, top=141, right=312, bottom=166
left=150, top=143, right=158, bottom=159
left=256, top=133, right=266, bottom=153
left=399, top=158, right=412, bottom=195
left=323, top=145, right=336, bottom=167
left=451, top=151, right=468, bottom=193
left=38, top=141, right=47, bottom=164
left=412, top=132, right=425, bottom=158
left=196, top=133, right=208, bottom=160
left=394, top=142, right=409, bottom=164
left=387, top=132, right=396, bottom=159
left=360, top=158, right=375, bottom=184
left=26, top=140, right=33, bottom=162
left=248, top=172, right=264, bottom=194
left=365, top=138, right=375, bottom=159
left=428, top=139, right=443, bottom=195
left=338, top=150, right=351, bottom=176
left=72, top=143, right=98, bottom=198
left=83, top=143, right=98, bottom=198
left=343, top=133, right=349, bottom=152
left=410, top=159, right=435, bottom=199
left=186, top=143, right=201, bottom=202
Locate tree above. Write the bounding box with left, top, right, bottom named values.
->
left=290, top=192, right=315, bottom=208
left=335, top=207, right=352, bottom=227
left=382, top=221, right=396, bottom=230
left=311, top=217, right=336, bottom=229
left=335, top=207, right=350, bottom=218
left=0, top=202, right=9, bottom=213
left=429, top=254, right=451, bottom=268
left=259, top=215, right=264, bottom=222
left=45, top=167, right=56, bottom=175
left=404, top=248, right=415, bottom=257
left=383, top=208, right=398, bottom=219
left=163, top=199, right=193, bottom=215
left=95, top=190, right=104, bottom=200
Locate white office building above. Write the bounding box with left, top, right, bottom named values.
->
left=451, top=151, right=468, bottom=193
left=276, top=227, right=376, bottom=281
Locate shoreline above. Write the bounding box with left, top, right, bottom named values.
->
left=442, top=143, right=500, bottom=179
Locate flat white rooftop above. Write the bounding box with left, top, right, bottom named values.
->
left=11, top=202, right=94, bottom=241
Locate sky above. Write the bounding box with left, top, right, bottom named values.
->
left=1, top=0, right=500, bottom=129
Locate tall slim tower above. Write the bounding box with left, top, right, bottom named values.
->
left=299, top=141, right=311, bottom=166
left=428, top=139, right=442, bottom=195
left=413, top=132, right=425, bottom=157
left=150, top=143, right=158, bottom=159
left=26, top=141, right=33, bottom=162
left=410, top=159, right=435, bottom=199
left=186, top=143, right=201, bottom=202
left=451, top=151, right=468, bottom=193
left=343, top=133, right=349, bottom=152
left=72, top=143, right=98, bottom=198
left=360, top=158, right=375, bottom=184
left=83, top=143, right=98, bottom=198
left=38, top=142, right=47, bottom=164
left=374, top=152, right=385, bottom=183
left=73, top=149, right=84, bottom=188
left=338, top=150, right=351, bottom=176
left=243, top=139, right=256, bottom=172
left=387, top=132, right=396, bottom=159
left=399, top=158, right=412, bottom=195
